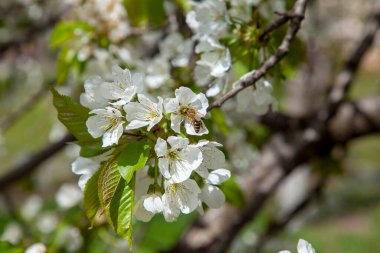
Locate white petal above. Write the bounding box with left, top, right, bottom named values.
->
left=164, top=98, right=179, bottom=114
left=102, top=122, right=123, bottom=147
left=158, top=158, right=171, bottom=179
left=154, top=138, right=167, bottom=158
left=201, top=184, right=225, bottom=208
left=86, top=115, right=105, bottom=138
left=143, top=194, right=164, bottom=213
left=126, top=120, right=149, bottom=130
left=170, top=114, right=183, bottom=133
left=167, top=136, right=189, bottom=150
left=175, top=87, right=196, bottom=105
left=297, top=239, right=316, bottom=253
left=207, top=169, right=230, bottom=185
left=178, top=179, right=201, bottom=213
left=134, top=198, right=154, bottom=222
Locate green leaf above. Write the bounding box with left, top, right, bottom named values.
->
left=51, top=88, right=105, bottom=151
left=98, top=158, right=122, bottom=213
left=118, top=140, right=150, bottom=183
left=83, top=168, right=101, bottom=227
left=220, top=177, right=245, bottom=208
left=108, top=175, right=135, bottom=247
left=0, top=242, right=22, bottom=253
left=51, top=88, right=91, bottom=140
left=50, top=21, right=94, bottom=48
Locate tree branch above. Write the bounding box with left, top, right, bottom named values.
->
left=0, top=134, right=74, bottom=192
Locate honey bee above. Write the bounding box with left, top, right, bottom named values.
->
left=182, top=107, right=204, bottom=133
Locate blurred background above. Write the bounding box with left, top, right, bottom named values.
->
left=0, top=0, right=380, bottom=252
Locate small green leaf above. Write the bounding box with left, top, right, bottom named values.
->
left=51, top=88, right=91, bottom=141
left=118, top=140, right=150, bottom=183
left=98, top=158, right=122, bottom=214
left=108, top=175, right=135, bottom=247
left=50, top=21, right=94, bottom=48
left=51, top=88, right=105, bottom=152
left=83, top=168, right=101, bottom=227
left=220, top=177, right=245, bottom=208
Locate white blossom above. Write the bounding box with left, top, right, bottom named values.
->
left=186, top=0, right=229, bottom=38
left=236, top=78, right=274, bottom=115
left=194, top=140, right=226, bottom=178
left=80, top=75, right=109, bottom=110
left=155, top=136, right=202, bottom=183
left=279, top=239, right=316, bottom=253
left=25, top=243, right=46, bottom=253
left=100, top=65, right=142, bottom=106
left=164, top=87, right=209, bottom=135
left=135, top=193, right=164, bottom=222
left=142, top=57, right=171, bottom=89
left=55, top=184, right=82, bottom=209
left=71, top=154, right=111, bottom=190
left=86, top=106, right=124, bottom=147
left=201, top=169, right=230, bottom=208
left=124, top=94, right=163, bottom=131
left=162, top=179, right=201, bottom=219
left=159, top=32, right=193, bottom=67
left=195, top=36, right=231, bottom=78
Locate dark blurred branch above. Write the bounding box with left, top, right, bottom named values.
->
left=208, top=0, right=308, bottom=111
left=0, top=85, right=49, bottom=132
left=258, top=11, right=304, bottom=42
left=253, top=177, right=326, bottom=253
left=0, top=10, right=65, bottom=57
left=0, top=133, right=74, bottom=192
left=325, top=9, right=380, bottom=120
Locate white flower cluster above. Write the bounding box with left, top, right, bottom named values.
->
left=187, top=0, right=231, bottom=97
left=72, top=65, right=231, bottom=222
left=76, top=0, right=130, bottom=43
left=279, top=239, right=316, bottom=253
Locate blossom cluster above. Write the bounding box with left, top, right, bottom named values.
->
left=72, top=65, right=230, bottom=222
left=279, top=239, right=316, bottom=253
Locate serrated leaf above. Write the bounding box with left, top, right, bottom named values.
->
left=51, top=88, right=105, bottom=153
left=83, top=168, right=101, bottom=227
left=118, top=140, right=150, bottom=183
left=50, top=21, right=94, bottom=48
left=220, top=177, right=245, bottom=208
left=98, top=158, right=121, bottom=214
left=51, top=88, right=91, bottom=141
left=108, top=175, right=135, bottom=247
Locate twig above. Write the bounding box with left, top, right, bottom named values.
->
left=325, top=10, right=380, bottom=121
left=207, top=0, right=308, bottom=111
left=253, top=177, right=325, bottom=253
left=0, top=133, right=74, bottom=192
left=258, top=12, right=304, bottom=42
left=0, top=85, right=49, bottom=132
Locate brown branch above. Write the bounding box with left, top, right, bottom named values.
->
left=325, top=9, right=380, bottom=121
left=207, top=0, right=308, bottom=111
left=258, top=12, right=304, bottom=42
left=0, top=133, right=74, bottom=192
left=253, top=177, right=325, bottom=253
left=0, top=9, right=66, bottom=57
left=0, top=85, right=49, bottom=132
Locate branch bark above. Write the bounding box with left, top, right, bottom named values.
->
left=0, top=134, right=74, bottom=192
